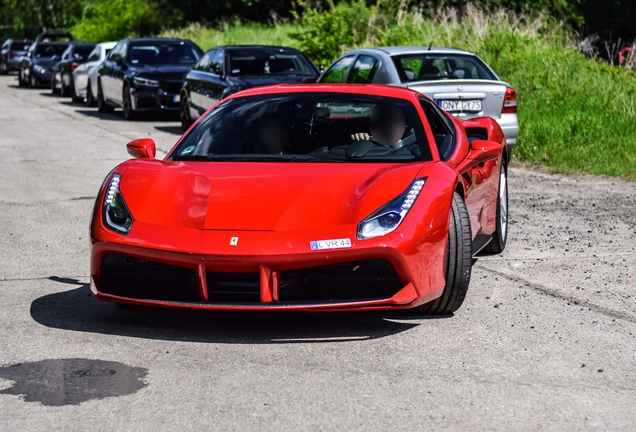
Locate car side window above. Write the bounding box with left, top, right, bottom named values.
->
left=320, top=56, right=355, bottom=83
left=196, top=50, right=215, bottom=72
left=346, top=55, right=379, bottom=84
left=211, top=50, right=224, bottom=75
left=87, top=47, right=100, bottom=62
left=420, top=99, right=456, bottom=160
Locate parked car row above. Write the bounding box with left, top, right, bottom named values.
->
left=5, top=31, right=518, bottom=150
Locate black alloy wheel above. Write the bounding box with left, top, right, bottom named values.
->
left=122, top=83, right=136, bottom=120
left=60, top=74, right=70, bottom=97
left=18, top=67, right=26, bottom=87
left=29, top=69, right=37, bottom=88
left=180, top=93, right=193, bottom=131
left=51, top=73, right=59, bottom=94
left=86, top=80, right=96, bottom=107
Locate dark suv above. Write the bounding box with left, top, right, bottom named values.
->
left=19, top=41, right=70, bottom=87
left=96, top=38, right=202, bottom=120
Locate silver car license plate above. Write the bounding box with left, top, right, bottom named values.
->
left=438, top=99, right=482, bottom=112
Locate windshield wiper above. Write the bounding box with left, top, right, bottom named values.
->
left=172, top=154, right=337, bottom=162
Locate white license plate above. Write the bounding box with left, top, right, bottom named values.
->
left=310, top=238, right=352, bottom=250
left=438, top=99, right=482, bottom=112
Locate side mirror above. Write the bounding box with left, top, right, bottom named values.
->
left=467, top=139, right=501, bottom=163
left=126, top=138, right=156, bottom=159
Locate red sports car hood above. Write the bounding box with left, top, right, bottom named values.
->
left=118, top=161, right=423, bottom=231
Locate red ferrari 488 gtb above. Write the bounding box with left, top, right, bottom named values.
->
left=90, top=84, right=509, bottom=314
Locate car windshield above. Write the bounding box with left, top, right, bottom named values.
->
left=128, top=42, right=201, bottom=65
left=227, top=49, right=315, bottom=76
left=170, top=93, right=432, bottom=163
left=393, top=53, right=497, bottom=82
left=35, top=44, right=68, bottom=57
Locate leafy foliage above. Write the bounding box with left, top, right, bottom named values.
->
left=69, top=0, right=164, bottom=42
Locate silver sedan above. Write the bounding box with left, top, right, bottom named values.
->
left=318, top=46, right=519, bottom=150
left=72, top=41, right=116, bottom=106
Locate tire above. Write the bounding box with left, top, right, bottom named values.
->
left=29, top=70, right=38, bottom=88
left=60, top=75, right=70, bottom=97
left=71, top=81, right=83, bottom=103
left=18, top=68, right=26, bottom=87
left=483, top=159, right=508, bottom=254
left=96, top=79, right=114, bottom=113
left=122, top=83, right=136, bottom=120
left=85, top=80, right=96, bottom=107
left=415, top=192, right=473, bottom=314
left=180, top=93, right=193, bottom=130
left=51, top=74, right=60, bottom=94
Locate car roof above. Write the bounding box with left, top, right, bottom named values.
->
left=219, top=45, right=301, bottom=51
left=126, top=38, right=194, bottom=44
left=229, top=83, right=425, bottom=101
left=357, top=46, right=477, bottom=56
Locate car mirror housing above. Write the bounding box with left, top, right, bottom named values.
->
left=126, top=138, right=156, bottom=159
left=468, top=139, right=501, bottom=163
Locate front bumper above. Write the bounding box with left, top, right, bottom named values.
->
left=90, top=222, right=447, bottom=312
left=131, top=84, right=181, bottom=112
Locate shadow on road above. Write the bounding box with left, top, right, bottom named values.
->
left=154, top=125, right=183, bottom=135
left=31, top=277, right=432, bottom=344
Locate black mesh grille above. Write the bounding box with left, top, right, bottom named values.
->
left=281, top=259, right=403, bottom=301
left=98, top=254, right=200, bottom=301
left=160, top=80, right=182, bottom=94
left=206, top=272, right=261, bottom=302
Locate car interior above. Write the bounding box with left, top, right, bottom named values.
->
left=172, top=95, right=433, bottom=162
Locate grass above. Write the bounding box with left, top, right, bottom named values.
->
left=160, top=4, right=636, bottom=178
left=159, top=22, right=299, bottom=51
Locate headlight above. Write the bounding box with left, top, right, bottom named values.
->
left=34, top=65, right=47, bottom=74
left=102, top=174, right=133, bottom=235
left=133, top=76, right=160, bottom=87
left=357, top=178, right=426, bottom=240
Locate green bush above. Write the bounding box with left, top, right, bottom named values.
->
left=70, top=0, right=165, bottom=43
left=290, top=2, right=636, bottom=177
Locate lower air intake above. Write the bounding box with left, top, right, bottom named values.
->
left=98, top=254, right=200, bottom=301
left=281, top=259, right=403, bottom=301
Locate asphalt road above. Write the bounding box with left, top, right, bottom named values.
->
left=1, top=74, right=635, bottom=431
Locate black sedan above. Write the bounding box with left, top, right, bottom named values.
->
left=180, top=45, right=320, bottom=130
left=96, top=38, right=202, bottom=120
left=51, top=42, right=96, bottom=98
left=19, top=41, right=70, bottom=88
left=0, top=39, right=33, bottom=74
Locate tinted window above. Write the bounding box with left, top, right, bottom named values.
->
left=320, top=56, right=354, bottom=83
left=394, top=54, right=497, bottom=82
left=74, top=45, right=95, bottom=59
left=211, top=50, right=224, bottom=75
left=128, top=42, right=201, bottom=65
left=87, top=47, right=101, bottom=62
left=347, top=55, right=379, bottom=83
left=9, top=42, right=31, bottom=51
left=227, top=49, right=315, bottom=77
left=196, top=50, right=216, bottom=72
left=420, top=99, right=455, bottom=160
left=171, top=93, right=432, bottom=163
left=34, top=44, right=68, bottom=57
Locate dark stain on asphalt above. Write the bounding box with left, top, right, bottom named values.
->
left=0, top=358, right=147, bottom=406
